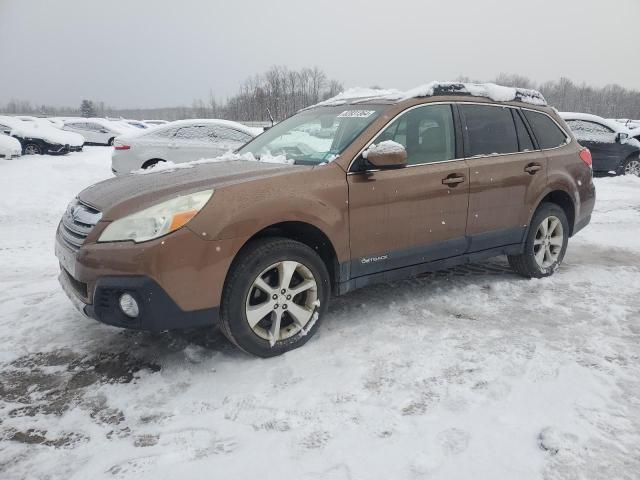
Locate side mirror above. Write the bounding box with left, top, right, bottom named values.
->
left=100, top=129, right=109, bottom=134
left=616, top=132, right=629, bottom=143
left=363, top=141, right=407, bottom=169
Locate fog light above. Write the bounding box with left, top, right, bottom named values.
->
left=119, top=293, right=139, bottom=318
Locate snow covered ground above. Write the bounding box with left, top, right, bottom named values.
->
left=0, top=148, right=639, bottom=480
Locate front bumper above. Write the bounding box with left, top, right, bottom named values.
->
left=55, top=224, right=243, bottom=332
left=58, top=269, right=218, bottom=331
left=47, top=144, right=70, bottom=155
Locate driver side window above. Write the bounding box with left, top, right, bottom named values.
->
left=373, top=104, right=456, bottom=165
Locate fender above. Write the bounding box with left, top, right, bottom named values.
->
left=187, top=162, right=350, bottom=263
left=526, top=172, right=578, bottom=235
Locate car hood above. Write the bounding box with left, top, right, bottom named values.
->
left=78, top=160, right=306, bottom=221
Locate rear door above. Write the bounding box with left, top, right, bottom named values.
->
left=460, top=103, right=546, bottom=251
left=348, top=103, right=470, bottom=277
left=171, top=125, right=211, bottom=162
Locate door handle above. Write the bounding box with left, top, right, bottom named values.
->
left=442, top=174, right=465, bottom=186
left=524, top=163, right=542, bottom=174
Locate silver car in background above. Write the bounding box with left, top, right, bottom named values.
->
left=63, top=118, right=134, bottom=146
left=111, top=119, right=259, bottom=175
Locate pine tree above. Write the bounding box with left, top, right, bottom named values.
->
left=80, top=99, right=96, bottom=118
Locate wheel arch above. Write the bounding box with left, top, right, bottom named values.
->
left=531, top=188, right=576, bottom=236
left=141, top=158, right=166, bottom=169
left=227, top=221, right=341, bottom=293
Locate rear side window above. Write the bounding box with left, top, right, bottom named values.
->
left=150, top=126, right=179, bottom=138
left=523, top=110, right=568, bottom=149
left=460, top=104, right=519, bottom=156
left=175, top=125, right=208, bottom=140
left=207, top=126, right=253, bottom=143
left=513, top=110, right=534, bottom=152
left=564, top=119, right=615, bottom=144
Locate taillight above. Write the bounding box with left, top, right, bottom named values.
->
left=579, top=148, right=592, bottom=168
left=114, top=144, right=130, bottom=150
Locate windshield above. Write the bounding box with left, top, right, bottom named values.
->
left=237, top=105, right=388, bottom=165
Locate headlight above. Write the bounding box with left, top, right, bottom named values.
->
left=98, top=189, right=214, bottom=243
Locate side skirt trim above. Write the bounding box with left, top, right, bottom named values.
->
left=337, top=243, right=523, bottom=296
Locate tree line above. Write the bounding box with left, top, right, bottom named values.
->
left=2, top=70, right=640, bottom=121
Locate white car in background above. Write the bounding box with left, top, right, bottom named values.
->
left=111, top=119, right=258, bottom=175
left=0, top=115, right=83, bottom=155
left=14, top=116, right=85, bottom=151
left=0, top=133, right=22, bottom=160
left=63, top=118, right=134, bottom=146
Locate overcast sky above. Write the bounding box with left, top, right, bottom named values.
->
left=1, top=0, right=638, bottom=108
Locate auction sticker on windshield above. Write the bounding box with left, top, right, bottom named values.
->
left=337, top=110, right=376, bottom=118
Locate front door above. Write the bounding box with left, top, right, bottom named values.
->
left=348, top=103, right=470, bottom=278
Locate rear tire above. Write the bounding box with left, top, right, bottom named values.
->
left=141, top=159, right=165, bottom=170
left=508, top=203, right=569, bottom=278
left=219, top=237, right=330, bottom=357
left=107, top=138, right=115, bottom=146
left=623, top=157, right=640, bottom=177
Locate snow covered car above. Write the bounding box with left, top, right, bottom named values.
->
left=14, top=116, right=85, bottom=152
left=0, top=116, right=80, bottom=155
left=560, top=112, right=640, bottom=176
left=111, top=119, right=258, bottom=175
left=63, top=118, right=133, bottom=146
left=57, top=82, right=595, bottom=357
left=142, top=119, right=169, bottom=126
left=0, top=133, right=22, bottom=160
left=124, top=120, right=151, bottom=129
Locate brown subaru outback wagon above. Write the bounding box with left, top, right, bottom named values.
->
left=56, top=83, right=595, bottom=357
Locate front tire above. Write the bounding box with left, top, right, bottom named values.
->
left=107, top=137, right=115, bottom=146
left=24, top=143, right=42, bottom=155
left=508, top=203, right=569, bottom=278
left=220, top=238, right=330, bottom=357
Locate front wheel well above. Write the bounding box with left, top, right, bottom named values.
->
left=232, top=222, right=340, bottom=292
left=538, top=190, right=575, bottom=236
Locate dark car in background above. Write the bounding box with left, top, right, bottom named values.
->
left=560, top=112, right=640, bottom=176
left=0, top=115, right=73, bottom=155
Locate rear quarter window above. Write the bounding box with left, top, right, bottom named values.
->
left=523, top=110, right=568, bottom=149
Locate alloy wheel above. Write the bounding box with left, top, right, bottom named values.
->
left=245, top=260, right=318, bottom=346
left=624, top=159, right=640, bottom=177
left=533, top=216, right=564, bottom=268
left=24, top=145, right=40, bottom=155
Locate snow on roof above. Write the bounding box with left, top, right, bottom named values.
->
left=310, top=87, right=403, bottom=108
left=559, top=112, right=632, bottom=134
left=401, top=81, right=547, bottom=105
left=310, top=82, right=547, bottom=110
left=163, top=118, right=262, bottom=136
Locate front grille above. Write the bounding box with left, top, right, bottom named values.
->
left=59, top=199, right=102, bottom=251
